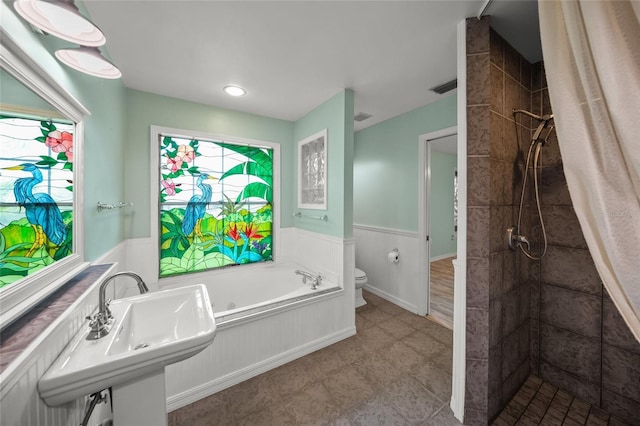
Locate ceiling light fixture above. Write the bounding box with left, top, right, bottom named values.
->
left=55, top=47, right=121, bottom=79
left=14, top=0, right=106, bottom=47
left=223, top=85, right=246, bottom=97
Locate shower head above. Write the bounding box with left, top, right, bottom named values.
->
left=533, top=118, right=555, bottom=144
left=513, top=109, right=555, bottom=144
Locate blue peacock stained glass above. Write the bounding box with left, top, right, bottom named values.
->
left=158, top=135, right=273, bottom=277
left=0, top=114, right=74, bottom=288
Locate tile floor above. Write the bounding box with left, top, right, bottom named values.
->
left=168, top=290, right=462, bottom=426
left=493, top=376, right=633, bottom=426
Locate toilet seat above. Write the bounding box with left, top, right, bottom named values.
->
left=355, top=268, right=367, bottom=286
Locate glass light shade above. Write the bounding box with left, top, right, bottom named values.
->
left=55, top=47, right=121, bottom=79
left=14, top=0, right=106, bottom=47
left=223, top=85, right=246, bottom=97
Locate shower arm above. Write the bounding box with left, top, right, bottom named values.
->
left=514, top=109, right=555, bottom=143
left=513, top=109, right=554, bottom=122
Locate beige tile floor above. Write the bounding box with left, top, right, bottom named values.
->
left=168, top=290, right=462, bottom=426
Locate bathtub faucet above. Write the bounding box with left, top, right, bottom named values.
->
left=86, top=271, right=149, bottom=340
left=295, top=270, right=322, bottom=290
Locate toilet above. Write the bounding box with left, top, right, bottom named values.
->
left=355, top=267, right=368, bottom=308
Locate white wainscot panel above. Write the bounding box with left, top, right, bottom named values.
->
left=353, top=225, right=421, bottom=313
left=278, top=227, right=346, bottom=284
left=165, top=291, right=353, bottom=411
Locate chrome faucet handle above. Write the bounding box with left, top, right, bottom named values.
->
left=86, top=313, right=103, bottom=331
left=104, top=299, right=113, bottom=319
left=86, top=311, right=113, bottom=340
left=311, top=275, right=321, bottom=290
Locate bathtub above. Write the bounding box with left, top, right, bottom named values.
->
left=160, top=231, right=355, bottom=412
left=160, top=261, right=341, bottom=327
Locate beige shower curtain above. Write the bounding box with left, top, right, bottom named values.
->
left=538, top=1, right=640, bottom=342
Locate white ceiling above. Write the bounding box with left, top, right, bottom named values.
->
left=84, top=0, right=541, bottom=131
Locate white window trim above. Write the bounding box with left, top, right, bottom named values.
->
left=0, top=29, right=89, bottom=329
left=150, top=125, right=280, bottom=286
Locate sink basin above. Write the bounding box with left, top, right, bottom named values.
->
left=39, top=284, right=216, bottom=406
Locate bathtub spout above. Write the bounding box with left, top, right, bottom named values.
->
left=295, top=270, right=321, bottom=290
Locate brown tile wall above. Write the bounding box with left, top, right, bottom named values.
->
left=466, top=16, right=640, bottom=425
left=530, top=64, right=640, bottom=424
left=465, top=18, right=532, bottom=424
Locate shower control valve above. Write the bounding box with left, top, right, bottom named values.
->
left=507, top=226, right=519, bottom=251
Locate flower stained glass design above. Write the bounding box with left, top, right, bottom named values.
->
left=159, top=135, right=273, bottom=277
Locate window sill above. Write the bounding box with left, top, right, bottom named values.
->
left=0, top=264, right=114, bottom=374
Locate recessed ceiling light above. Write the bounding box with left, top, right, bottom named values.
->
left=223, top=85, right=246, bottom=97
left=55, top=47, right=121, bottom=79
left=14, top=0, right=106, bottom=47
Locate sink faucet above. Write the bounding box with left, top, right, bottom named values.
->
left=295, top=270, right=321, bottom=290
left=86, top=271, right=149, bottom=340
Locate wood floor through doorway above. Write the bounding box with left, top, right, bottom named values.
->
left=429, top=256, right=455, bottom=330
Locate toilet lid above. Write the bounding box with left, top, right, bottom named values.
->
left=355, top=268, right=366, bottom=279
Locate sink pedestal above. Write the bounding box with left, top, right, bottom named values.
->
left=112, top=369, right=167, bottom=426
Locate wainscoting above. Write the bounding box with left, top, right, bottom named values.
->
left=353, top=224, right=422, bottom=314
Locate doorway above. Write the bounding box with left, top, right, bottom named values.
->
left=418, top=127, right=457, bottom=330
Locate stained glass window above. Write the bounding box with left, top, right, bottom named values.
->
left=159, top=134, right=273, bottom=277
left=0, top=113, right=74, bottom=288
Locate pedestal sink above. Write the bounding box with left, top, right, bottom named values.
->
left=38, top=284, right=216, bottom=425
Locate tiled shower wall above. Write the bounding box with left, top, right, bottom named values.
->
left=465, top=16, right=640, bottom=425
left=465, top=17, right=532, bottom=424
left=531, top=65, right=640, bottom=424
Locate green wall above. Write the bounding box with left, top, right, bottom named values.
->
left=1, top=2, right=128, bottom=261
left=124, top=89, right=295, bottom=238
left=0, top=71, right=54, bottom=111
left=353, top=94, right=457, bottom=232
left=293, top=90, right=354, bottom=238
left=430, top=151, right=457, bottom=258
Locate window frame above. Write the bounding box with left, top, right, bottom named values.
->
left=297, top=128, right=328, bottom=210
left=150, top=125, right=280, bottom=287
left=0, top=30, right=89, bottom=329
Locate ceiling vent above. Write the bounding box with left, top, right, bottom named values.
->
left=354, top=112, right=372, bottom=122
left=429, top=79, right=457, bottom=95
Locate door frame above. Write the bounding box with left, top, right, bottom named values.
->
left=417, top=126, right=457, bottom=317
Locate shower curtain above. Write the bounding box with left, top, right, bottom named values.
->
left=538, top=1, right=640, bottom=343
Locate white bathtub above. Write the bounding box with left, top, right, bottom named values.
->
left=211, top=262, right=341, bottom=325
left=160, top=261, right=341, bottom=326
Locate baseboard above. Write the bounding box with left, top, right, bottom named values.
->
left=166, top=326, right=356, bottom=412
left=363, top=284, right=417, bottom=314
left=429, top=252, right=457, bottom=262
